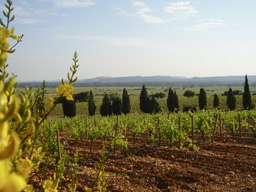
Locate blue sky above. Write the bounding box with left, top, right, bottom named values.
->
left=3, top=0, right=256, bottom=81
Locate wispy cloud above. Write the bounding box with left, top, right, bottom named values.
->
left=53, top=0, right=95, bottom=8
left=15, top=18, right=45, bottom=24
left=38, top=0, right=95, bottom=8
left=187, top=19, right=233, bottom=31
left=136, top=7, right=166, bottom=24
left=164, top=1, right=198, bottom=19
left=119, top=1, right=165, bottom=24
left=131, top=1, right=146, bottom=7
left=60, top=35, right=171, bottom=50
left=12, top=4, right=46, bottom=24
left=120, top=1, right=198, bottom=24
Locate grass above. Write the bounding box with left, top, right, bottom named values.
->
left=15, top=85, right=256, bottom=117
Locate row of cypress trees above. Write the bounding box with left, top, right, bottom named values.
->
left=62, top=75, right=252, bottom=117
left=98, top=88, right=131, bottom=116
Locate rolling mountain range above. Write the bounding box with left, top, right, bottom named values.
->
left=18, top=75, right=256, bottom=88
left=78, top=75, right=256, bottom=83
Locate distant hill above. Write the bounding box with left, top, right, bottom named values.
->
left=78, top=76, right=188, bottom=83
left=78, top=75, right=256, bottom=83
left=17, top=75, right=256, bottom=88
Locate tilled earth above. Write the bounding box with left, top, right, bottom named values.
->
left=34, top=132, right=256, bottom=192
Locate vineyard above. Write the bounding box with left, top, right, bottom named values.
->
left=1, top=1, right=256, bottom=192
left=30, top=111, right=256, bottom=191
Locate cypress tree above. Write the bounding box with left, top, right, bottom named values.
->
left=88, top=90, right=96, bottom=116
left=173, top=91, right=179, bottom=112
left=139, top=85, right=150, bottom=113
left=62, top=98, right=76, bottom=118
left=121, top=88, right=131, bottom=115
left=150, top=96, right=161, bottom=114
left=213, top=94, right=219, bottom=108
left=227, top=88, right=236, bottom=111
left=100, top=93, right=112, bottom=116
left=112, top=97, right=122, bottom=115
left=243, top=75, right=252, bottom=110
left=167, top=88, right=175, bottom=112
left=199, top=88, right=207, bottom=110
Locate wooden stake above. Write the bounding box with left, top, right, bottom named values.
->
left=239, top=113, right=242, bottom=137
left=219, top=113, right=222, bottom=135
left=179, top=117, right=181, bottom=148
left=158, top=116, right=161, bottom=146
left=191, top=115, right=194, bottom=142
left=57, top=129, right=61, bottom=161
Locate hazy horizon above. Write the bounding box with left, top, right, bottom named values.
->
left=4, top=0, right=256, bottom=81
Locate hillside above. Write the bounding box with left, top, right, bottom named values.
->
left=17, top=75, right=256, bottom=88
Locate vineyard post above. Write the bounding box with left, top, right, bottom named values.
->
left=179, top=117, right=181, bottom=148
left=212, top=114, right=218, bottom=143
left=239, top=113, right=241, bottom=137
left=191, top=115, right=194, bottom=142
left=158, top=116, right=161, bottom=146
left=219, top=113, right=222, bottom=135
left=85, top=117, right=88, bottom=141
left=57, top=129, right=61, bottom=161
left=114, top=115, right=119, bottom=155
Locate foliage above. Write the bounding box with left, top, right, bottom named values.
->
left=0, top=1, right=80, bottom=191
left=150, top=92, right=166, bottom=98
left=100, top=93, right=112, bottom=116
left=173, top=91, right=179, bottom=112
left=139, top=85, right=151, bottom=113
left=62, top=98, right=76, bottom=118
left=73, top=91, right=89, bottom=102
left=222, top=90, right=243, bottom=96
left=243, top=75, right=252, bottom=110
left=213, top=94, right=219, bottom=108
left=167, top=88, right=175, bottom=112
left=150, top=96, right=161, bottom=114
left=88, top=90, right=96, bottom=116
left=199, top=88, right=207, bottom=110
left=112, top=96, right=121, bottom=115
left=121, top=88, right=130, bottom=115
left=227, top=88, right=236, bottom=111
left=183, top=90, right=196, bottom=97
left=183, top=106, right=197, bottom=113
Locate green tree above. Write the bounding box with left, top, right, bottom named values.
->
left=213, top=94, right=219, bottom=108
left=167, top=88, right=175, bottom=113
left=227, top=88, right=236, bottom=111
left=139, top=85, right=150, bottom=113
left=199, top=88, right=207, bottom=110
left=183, top=90, right=195, bottom=97
left=100, top=93, right=112, bottom=116
left=88, top=90, right=96, bottom=116
left=243, top=75, right=252, bottom=110
left=173, top=91, right=179, bottom=112
left=150, top=96, right=161, bottom=114
left=121, top=88, right=130, bottom=115
left=112, top=97, right=121, bottom=115
left=62, top=98, right=76, bottom=118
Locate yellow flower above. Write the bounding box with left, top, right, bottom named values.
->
left=56, top=83, right=74, bottom=101
left=1, top=173, right=26, bottom=192
left=46, top=94, right=55, bottom=106
left=0, top=132, right=26, bottom=192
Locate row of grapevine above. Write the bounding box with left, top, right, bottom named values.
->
left=44, top=110, right=256, bottom=157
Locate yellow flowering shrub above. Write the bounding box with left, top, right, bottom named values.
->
left=0, top=1, right=79, bottom=191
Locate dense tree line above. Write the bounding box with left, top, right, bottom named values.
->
left=61, top=75, right=253, bottom=116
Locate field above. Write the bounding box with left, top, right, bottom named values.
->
left=29, top=85, right=256, bottom=117
left=13, top=85, right=256, bottom=191
left=29, top=111, right=256, bottom=192
left=55, top=133, right=256, bottom=191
